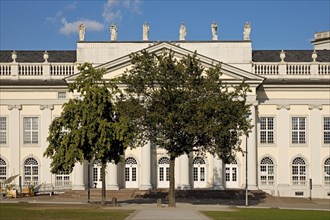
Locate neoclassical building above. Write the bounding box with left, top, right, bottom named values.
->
left=0, top=26, right=329, bottom=199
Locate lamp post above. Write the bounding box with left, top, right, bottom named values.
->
left=87, top=161, right=91, bottom=203
left=245, top=134, right=248, bottom=206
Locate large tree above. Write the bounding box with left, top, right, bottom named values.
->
left=116, top=50, right=252, bottom=207
left=44, top=63, right=130, bottom=205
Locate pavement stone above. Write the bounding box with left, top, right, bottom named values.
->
left=1, top=194, right=329, bottom=220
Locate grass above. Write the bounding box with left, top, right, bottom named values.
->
left=0, top=203, right=134, bottom=220
left=202, top=208, right=330, bottom=220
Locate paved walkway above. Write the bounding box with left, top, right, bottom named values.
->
left=1, top=195, right=329, bottom=220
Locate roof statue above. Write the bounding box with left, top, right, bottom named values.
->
left=243, top=22, right=251, bottom=41
left=79, top=23, right=85, bottom=41
left=211, top=21, right=218, bottom=41
left=179, top=22, right=186, bottom=41
left=143, top=22, right=149, bottom=41
left=110, top=23, right=118, bottom=41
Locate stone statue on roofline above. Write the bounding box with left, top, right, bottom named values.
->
left=211, top=21, right=218, bottom=41
left=110, top=23, right=118, bottom=41
left=143, top=22, right=150, bottom=41
left=243, top=22, right=251, bottom=41
left=179, top=22, right=186, bottom=41
left=79, top=23, right=85, bottom=41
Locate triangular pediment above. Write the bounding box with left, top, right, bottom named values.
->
left=66, top=42, right=264, bottom=85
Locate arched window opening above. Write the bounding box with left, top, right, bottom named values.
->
left=260, top=157, right=275, bottom=185
left=292, top=157, right=306, bottom=186
left=24, top=158, right=38, bottom=186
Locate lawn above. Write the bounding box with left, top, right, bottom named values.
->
left=0, top=203, right=134, bottom=220
left=202, top=208, right=330, bottom=220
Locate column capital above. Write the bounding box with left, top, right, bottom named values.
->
left=308, top=104, right=322, bottom=110
left=8, top=105, right=22, bottom=110
left=39, top=104, right=54, bottom=110
left=276, top=104, right=290, bottom=110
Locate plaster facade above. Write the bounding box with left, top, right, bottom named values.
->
left=0, top=30, right=329, bottom=199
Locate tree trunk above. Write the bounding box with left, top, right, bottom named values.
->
left=168, top=157, right=176, bottom=207
left=101, top=163, right=106, bottom=206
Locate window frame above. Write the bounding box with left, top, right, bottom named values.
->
left=291, top=157, right=307, bottom=186
left=23, top=157, right=39, bottom=186
left=322, top=116, right=330, bottom=147
left=0, top=116, right=8, bottom=146
left=324, top=158, right=330, bottom=186
left=290, top=116, right=308, bottom=146
left=259, top=156, right=275, bottom=186
left=22, top=116, right=40, bottom=146
left=259, top=116, right=276, bottom=146
left=0, top=157, right=7, bottom=180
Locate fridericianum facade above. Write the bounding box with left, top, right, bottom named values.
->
left=0, top=24, right=329, bottom=199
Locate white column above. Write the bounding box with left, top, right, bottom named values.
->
left=212, top=156, right=224, bottom=189
left=277, top=105, right=290, bottom=193
left=309, top=105, right=322, bottom=186
left=247, top=104, right=258, bottom=190
left=178, top=154, right=190, bottom=189
left=72, top=162, right=85, bottom=190
left=8, top=105, right=21, bottom=177
left=106, top=162, right=119, bottom=190
left=40, top=105, right=53, bottom=184
left=140, top=141, right=152, bottom=190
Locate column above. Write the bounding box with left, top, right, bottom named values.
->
left=72, top=162, right=85, bottom=190
left=139, top=141, right=152, bottom=190
left=212, top=156, right=224, bottom=189
left=277, top=104, right=290, bottom=194
left=40, top=105, right=53, bottom=184
left=309, top=105, right=322, bottom=193
left=247, top=104, right=258, bottom=190
left=106, top=162, right=119, bottom=190
left=8, top=105, right=22, bottom=176
left=178, top=154, right=190, bottom=189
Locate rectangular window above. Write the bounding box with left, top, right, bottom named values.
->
left=324, top=117, right=330, bottom=144
left=23, top=117, right=38, bottom=144
left=0, top=117, right=7, bottom=144
left=291, top=117, right=306, bottom=144
left=55, top=171, right=71, bottom=187
left=58, top=92, right=67, bottom=99
left=260, top=117, right=274, bottom=144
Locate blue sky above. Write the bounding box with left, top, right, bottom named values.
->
left=1, top=0, right=329, bottom=50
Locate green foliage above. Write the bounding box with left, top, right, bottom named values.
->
left=117, top=50, right=252, bottom=162
left=44, top=63, right=129, bottom=173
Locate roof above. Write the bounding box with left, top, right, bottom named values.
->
left=0, top=50, right=76, bottom=63
left=252, top=50, right=330, bottom=62
left=0, top=79, right=67, bottom=86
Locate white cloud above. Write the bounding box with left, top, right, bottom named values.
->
left=66, top=1, right=77, bottom=10
left=60, top=18, right=104, bottom=36
left=102, top=0, right=142, bottom=23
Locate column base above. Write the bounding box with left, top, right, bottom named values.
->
left=72, top=184, right=86, bottom=190
left=139, top=184, right=152, bottom=190
left=212, top=184, right=225, bottom=190
left=106, top=184, right=119, bottom=190
left=247, top=184, right=259, bottom=190
left=178, top=184, right=191, bottom=190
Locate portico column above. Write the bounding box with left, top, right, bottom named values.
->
left=40, top=105, right=53, bottom=184
left=212, top=156, right=224, bottom=189
left=277, top=104, right=290, bottom=193
left=140, top=141, right=152, bottom=190
left=179, top=154, right=190, bottom=189
left=309, top=105, right=322, bottom=189
left=72, top=162, right=85, bottom=190
left=106, top=162, right=119, bottom=190
left=8, top=105, right=22, bottom=178
left=247, top=104, right=258, bottom=190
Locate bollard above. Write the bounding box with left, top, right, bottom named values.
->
left=112, top=197, right=117, bottom=207
left=157, top=198, right=161, bottom=207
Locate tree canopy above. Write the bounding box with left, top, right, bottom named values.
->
left=44, top=63, right=130, bottom=204
left=116, top=50, right=252, bottom=206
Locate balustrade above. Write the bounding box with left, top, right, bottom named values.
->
left=0, top=64, right=11, bottom=76
left=19, top=64, right=43, bottom=76
left=51, top=64, right=75, bottom=76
